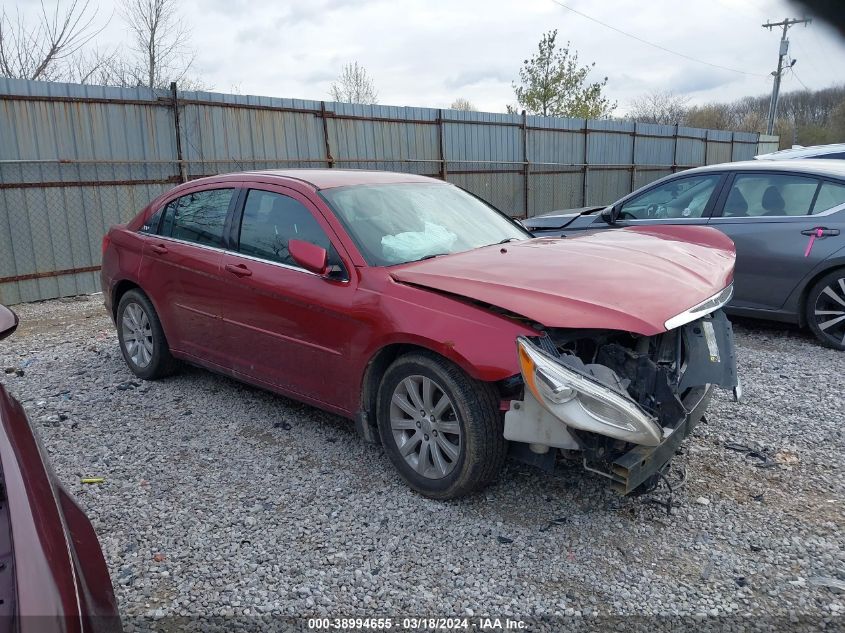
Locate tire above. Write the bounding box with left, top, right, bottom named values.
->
left=376, top=351, right=507, bottom=499
left=116, top=289, right=179, bottom=379
left=805, top=269, right=845, bottom=351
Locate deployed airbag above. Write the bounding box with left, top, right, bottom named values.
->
left=381, top=222, right=457, bottom=263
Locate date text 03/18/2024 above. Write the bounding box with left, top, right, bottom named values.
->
left=307, top=617, right=527, bottom=630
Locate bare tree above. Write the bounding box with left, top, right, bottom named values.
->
left=450, top=97, right=477, bottom=111
left=627, top=90, right=690, bottom=125
left=122, top=0, right=193, bottom=89
left=0, top=0, right=106, bottom=80
left=63, top=46, right=121, bottom=84
left=329, top=61, right=378, bottom=104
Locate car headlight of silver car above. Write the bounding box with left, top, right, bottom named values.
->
left=517, top=337, right=663, bottom=446
left=664, top=283, right=734, bottom=331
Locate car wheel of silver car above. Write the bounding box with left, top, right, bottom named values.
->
left=806, top=269, right=845, bottom=351
left=377, top=351, right=507, bottom=499
left=116, top=289, right=179, bottom=379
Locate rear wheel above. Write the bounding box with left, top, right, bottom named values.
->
left=806, top=269, right=845, bottom=351
left=376, top=352, right=506, bottom=499
left=116, top=289, right=179, bottom=379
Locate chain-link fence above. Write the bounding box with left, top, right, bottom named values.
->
left=0, top=77, right=780, bottom=304
left=0, top=155, right=718, bottom=305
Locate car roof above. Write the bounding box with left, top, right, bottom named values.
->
left=234, top=169, right=441, bottom=190
left=755, top=143, right=845, bottom=160
left=685, top=159, right=845, bottom=180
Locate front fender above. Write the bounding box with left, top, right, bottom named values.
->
left=359, top=280, right=537, bottom=383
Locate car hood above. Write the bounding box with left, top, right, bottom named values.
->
left=389, top=225, right=736, bottom=335
left=522, top=206, right=606, bottom=230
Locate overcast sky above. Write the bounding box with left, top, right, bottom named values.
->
left=38, top=0, right=845, bottom=112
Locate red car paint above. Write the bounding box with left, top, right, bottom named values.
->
left=391, top=226, right=736, bottom=336
left=0, top=310, right=121, bottom=633
left=101, top=170, right=734, bottom=420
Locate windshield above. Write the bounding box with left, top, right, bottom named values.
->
left=320, top=183, right=530, bottom=266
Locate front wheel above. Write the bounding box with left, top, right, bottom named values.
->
left=806, top=269, right=845, bottom=351
left=376, top=352, right=506, bottom=499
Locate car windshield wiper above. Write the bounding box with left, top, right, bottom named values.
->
left=496, top=237, right=522, bottom=244
left=415, top=253, right=450, bottom=262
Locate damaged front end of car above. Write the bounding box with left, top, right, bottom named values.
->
left=504, top=286, right=738, bottom=494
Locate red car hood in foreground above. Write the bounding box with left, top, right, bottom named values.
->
left=0, top=385, right=121, bottom=633
left=390, top=225, right=736, bottom=336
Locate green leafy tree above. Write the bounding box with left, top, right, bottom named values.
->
left=512, top=30, right=615, bottom=118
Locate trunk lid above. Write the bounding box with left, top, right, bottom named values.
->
left=389, top=226, right=735, bottom=335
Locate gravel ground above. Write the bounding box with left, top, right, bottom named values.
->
left=1, top=296, right=843, bottom=631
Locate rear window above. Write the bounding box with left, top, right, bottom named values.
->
left=725, top=174, right=818, bottom=217
left=159, top=189, right=234, bottom=246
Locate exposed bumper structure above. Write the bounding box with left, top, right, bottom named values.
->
left=606, top=385, right=711, bottom=494
left=504, top=309, right=738, bottom=493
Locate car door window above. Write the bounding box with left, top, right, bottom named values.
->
left=140, top=206, right=165, bottom=234
left=723, top=174, right=818, bottom=217
left=618, top=174, right=721, bottom=220
left=159, top=189, right=233, bottom=246
left=811, top=181, right=845, bottom=214
left=237, top=190, right=340, bottom=271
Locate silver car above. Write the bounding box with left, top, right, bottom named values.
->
left=525, top=160, right=845, bottom=350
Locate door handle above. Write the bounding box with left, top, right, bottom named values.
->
left=225, top=263, right=253, bottom=277
left=150, top=243, right=168, bottom=255
left=802, top=227, right=840, bottom=237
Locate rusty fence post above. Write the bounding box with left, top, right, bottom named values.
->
left=630, top=122, right=637, bottom=192
left=438, top=109, right=447, bottom=181
left=582, top=121, right=589, bottom=206
left=522, top=110, right=529, bottom=217
left=170, top=82, right=187, bottom=183
left=672, top=123, right=679, bottom=173
left=321, top=101, right=335, bottom=168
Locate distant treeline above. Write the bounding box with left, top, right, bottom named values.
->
left=629, top=85, right=845, bottom=149
left=686, top=85, right=845, bottom=148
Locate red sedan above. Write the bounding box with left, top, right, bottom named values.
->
left=101, top=170, right=739, bottom=499
left=0, top=305, right=121, bottom=632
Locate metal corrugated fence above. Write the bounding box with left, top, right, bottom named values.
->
left=0, top=77, right=780, bottom=304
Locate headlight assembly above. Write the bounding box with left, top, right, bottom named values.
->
left=517, top=337, right=663, bottom=446
left=664, top=283, right=734, bottom=331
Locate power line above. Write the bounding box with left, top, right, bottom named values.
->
left=549, top=0, right=768, bottom=78
left=788, top=66, right=809, bottom=90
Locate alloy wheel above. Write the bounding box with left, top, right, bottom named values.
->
left=389, top=375, right=462, bottom=479
left=121, top=302, right=154, bottom=368
left=814, top=276, right=845, bottom=347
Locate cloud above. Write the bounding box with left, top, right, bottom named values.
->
left=444, top=68, right=513, bottom=90
left=85, top=0, right=845, bottom=115
left=668, top=68, right=737, bottom=95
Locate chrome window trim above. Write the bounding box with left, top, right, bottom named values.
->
left=622, top=217, right=713, bottom=224
left=140, top=233, right=348, bottom=281
left=811, top=200, right=845, bottom=217
left=146, top=234, right=227, bottom=254
left=224, top=250, right=319, bottom=277
left=711, top=203, right=845, bottom=221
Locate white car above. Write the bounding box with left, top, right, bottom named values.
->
left=755, top=143, right=845, bottom=160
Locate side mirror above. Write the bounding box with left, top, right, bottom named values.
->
left=601, top=205, right=620, bottom=225
left=289, top=239, right=328, bottom=276
left=0, top=305, right=18, bottom=342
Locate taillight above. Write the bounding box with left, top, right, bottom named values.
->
left=101, top=233, right=111, bottom=256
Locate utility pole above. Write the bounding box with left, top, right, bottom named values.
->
left=763, top=17, right=811, bottom=135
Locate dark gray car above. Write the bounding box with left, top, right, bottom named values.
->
left=525, top=160, right=845, bottom=350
